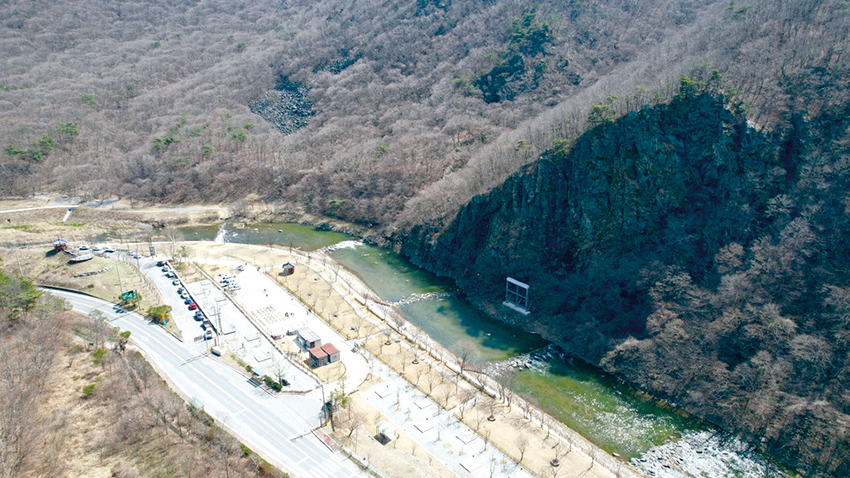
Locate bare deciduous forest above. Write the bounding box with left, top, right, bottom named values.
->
left=3, top=0, right=850, bottom=476
left=0, top=0, right=841, bottom=228
left=399, top=65, right=850, bottom=478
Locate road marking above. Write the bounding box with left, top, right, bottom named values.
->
left=65, top=297, right=248, bottom=412
left=61, top=294, right=334, bottom=474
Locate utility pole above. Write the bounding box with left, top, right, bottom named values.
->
left=115, top=258, right=124, bottom=292
left=14, top=247, right=23, bottom=277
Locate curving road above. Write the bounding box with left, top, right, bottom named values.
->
left=48, top=289, right=364, bottom=478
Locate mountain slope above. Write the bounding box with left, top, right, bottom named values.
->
left=3, top=0, right=843, bottom=229
left=398, top=78, right=850, bottom=475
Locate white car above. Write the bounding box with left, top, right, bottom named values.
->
left=103, top=247, right=116, bottom=253
left=79, top=245, right=89, bottom=250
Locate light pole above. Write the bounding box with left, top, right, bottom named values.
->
left=14, top=246, right=23, bottom=277
left=115, top=258, right=124, bottom=293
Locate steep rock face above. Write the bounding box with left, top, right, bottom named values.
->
left=402, top=92, right=785, bottom=357
left=400, top=88, right=850, bottom=475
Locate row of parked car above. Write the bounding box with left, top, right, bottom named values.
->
left=160, top=260, right=213, bottom=339
left=159, top=261, right=197, bottom=310
left=220, top=274, right=241, bottom=291
left=78, top=244, right=117, bottom=253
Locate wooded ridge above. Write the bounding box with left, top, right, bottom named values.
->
left=2, top=0, right=850, bottom=475
left=1, top=0, right=843, bottom=229
left=398, top=76, right=850, bottom=476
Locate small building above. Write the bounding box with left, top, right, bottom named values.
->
left=308, top=346, right=328, bottom=368
left=281, top=262, right=295, bottom=276
left=296, top=327, right=322, bottom=350
left=321, top=343, right=340, bottom=364
left=52, top=239, right=68, bottom=251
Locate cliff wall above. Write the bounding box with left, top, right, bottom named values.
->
left=398, top=85, right=850, bottom=475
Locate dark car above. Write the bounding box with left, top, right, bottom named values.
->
left=156, top=260, right=166, bottom=267
left=194, top=311, right=204, bottom=321
left=184, top=297, right=194, bottom=304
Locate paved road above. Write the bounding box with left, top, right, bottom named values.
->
left=0, top=204, right=74, bottom=214
left=48, top=289, right=365, bottom=478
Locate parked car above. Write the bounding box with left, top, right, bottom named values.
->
left=188, top=302, right=198, bottom=310
left=79, top=245, right=89, bottom=250
left=92, top=246, right=100, bottom=252
left=194, top=311, right=204, bottom=321
left=204, top=329, right=213, bottom=340
left=103, top=247, right=115, bottom=253
left=172, top=279, right=180, bottom=286
left=177, top=287, right=185, bottom=294
left=161, top=266, right=170, bottom=272
left=156, top=260, right=166, bottom=267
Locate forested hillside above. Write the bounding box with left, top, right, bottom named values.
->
left=399, top=75, right=850, bottom=475
left=1, top=0, right=844, bottom=229
left=3, top=1, right=850, bottom=475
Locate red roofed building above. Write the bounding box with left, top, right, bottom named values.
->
left=321, top=343, right=340, bottom=364
left=308, top=346, right=328, bottom=368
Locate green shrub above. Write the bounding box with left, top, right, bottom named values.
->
left=152, top=135, right=180, bottom=151
left=55, top=122, right=79, bottom=136
left=145, top=304, right=172, bottom=323
left=79, top=93, right=100, bottom=109
left=263, top=376, right=283, bottom=392
left=82, top=383, right=96, bottom=397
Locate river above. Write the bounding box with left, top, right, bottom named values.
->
left=174, top=222, right=773, bottom=476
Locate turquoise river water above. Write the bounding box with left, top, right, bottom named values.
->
left=165, top=222, right=706, bottom=459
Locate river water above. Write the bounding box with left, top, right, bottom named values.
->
left=175, top=222, right=774, bottom=475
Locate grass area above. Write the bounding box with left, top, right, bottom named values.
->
left=313, top=361, right=346, bottom=383
left=2, top=224, right=37, bottom=231
left=0, top=245, right=179, bottom=339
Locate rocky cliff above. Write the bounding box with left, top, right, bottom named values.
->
left=402, top=86, right=783, bottom=354
left=398, top=81, right=850, bottom=475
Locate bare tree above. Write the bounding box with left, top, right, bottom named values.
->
left=494, top=367, right=516, bottom=408
left=455, top=339, right=481, bottom=378
left=388, top=309, right=406, bottom=334
left=344, top=410, right=364, bottom=439
left=456, top=390, right=475, bottom=420
left=425, top=371, right=442, bottom=395
left=515, top=435, right=530, bottom=463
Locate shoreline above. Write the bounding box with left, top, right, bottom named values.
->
left=0, top=198, right=777, bottom=477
